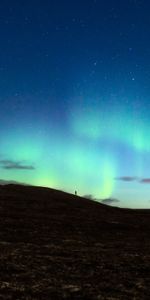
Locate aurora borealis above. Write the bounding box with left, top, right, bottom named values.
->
left=1, top=1, right=150, bottom=208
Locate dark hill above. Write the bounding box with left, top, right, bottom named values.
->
left=0, top=184, right=150, bottom=299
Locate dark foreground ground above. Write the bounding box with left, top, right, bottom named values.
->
left=0, top=185, right=150, bottom=299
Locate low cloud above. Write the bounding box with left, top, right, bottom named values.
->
left=140, top=178, right=150, bottom=184
left=84, top=194, right=96, bottom=200
left=84, top=195, right=120, bottom=205
left=4, top=164, right=35, bottom=170
left=0, top=160, right=35, bottom=170
left=115, top=176, right=137, bottom=182
left=101, top=198, right=120, bottom=205
left=115, top=176, right=150, bottom=184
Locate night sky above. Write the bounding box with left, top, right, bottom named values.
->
left=1, top=0, right=150, bottom=208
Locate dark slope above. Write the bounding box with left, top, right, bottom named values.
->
left=0, top=184, right=150, bottom=299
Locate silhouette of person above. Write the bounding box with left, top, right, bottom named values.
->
left=75, top=190, right=77, bottom=195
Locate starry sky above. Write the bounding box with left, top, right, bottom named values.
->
left=1, top=0, right=150, bottom=208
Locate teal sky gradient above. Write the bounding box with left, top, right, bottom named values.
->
left=1, top=1, right=150, bottom=208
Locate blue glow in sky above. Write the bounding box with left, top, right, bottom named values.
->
left=1, top=0, right=150, bottom=208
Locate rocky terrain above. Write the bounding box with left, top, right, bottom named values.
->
left=0, top=184, right=150, bottom=299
